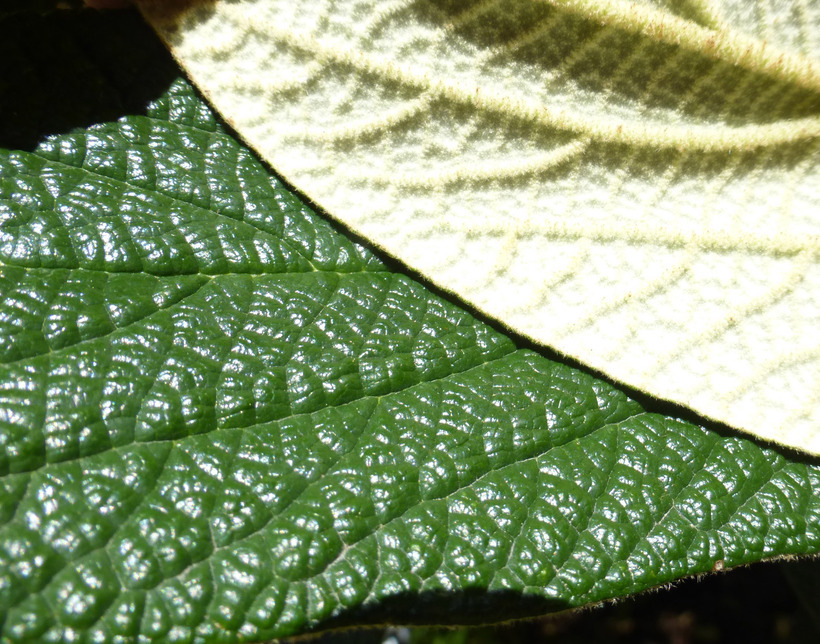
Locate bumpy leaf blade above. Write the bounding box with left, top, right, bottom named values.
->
left=2, top=10, right=820, bottom=644
left=145, top=0, right=820, bottom=454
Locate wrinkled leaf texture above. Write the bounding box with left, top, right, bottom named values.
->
left=146, top=0, right=820, bottom=454
left=0, top=7, right=819, bottom=644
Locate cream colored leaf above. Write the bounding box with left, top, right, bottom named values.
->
left=144, top=0, right=820, bottom=454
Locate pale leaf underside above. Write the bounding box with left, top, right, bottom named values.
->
left=147, top=0, right=820, bottom=454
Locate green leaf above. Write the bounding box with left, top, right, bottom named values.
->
left=1, top=8, right=820, bottom=644
left=146, top=0, right=820, bottom=454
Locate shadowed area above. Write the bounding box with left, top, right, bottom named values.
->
left=293, top=558, right=820, bottom=643
left=0, top=6, right=178, bottom=150
left=306, top=588, right=570, bottom=636
left=136, top=0, right=218, bottom=26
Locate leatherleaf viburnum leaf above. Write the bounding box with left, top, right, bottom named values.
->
left=144, top=0, right=820, bottom=454
left=2, top=8, right=820, bottom=644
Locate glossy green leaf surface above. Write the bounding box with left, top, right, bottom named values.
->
left=1, top=8, right=820, bottom=644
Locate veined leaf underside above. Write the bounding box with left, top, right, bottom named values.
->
left=147, top=0, right=820, bottom=453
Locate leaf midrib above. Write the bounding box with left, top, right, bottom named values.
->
left=0, top=330, right=525, bottom=478
left=5, top=396, right=651, bottom=619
